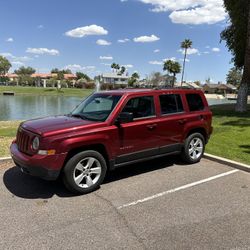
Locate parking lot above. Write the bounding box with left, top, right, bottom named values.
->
left=0, top=157, right=249, bottom=250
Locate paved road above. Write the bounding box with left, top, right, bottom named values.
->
left=0, top=157, right=249, bottom=250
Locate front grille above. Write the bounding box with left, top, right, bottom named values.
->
left=16, top=128, right=32, bottom=154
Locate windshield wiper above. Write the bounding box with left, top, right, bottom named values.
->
left=70, top=113, right=90, bottom=120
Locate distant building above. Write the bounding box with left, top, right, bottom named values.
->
left=203, top=83, right=237, bottom=94
left=100, top=73, right=129, bottom=86
left=175, top=82, right=202, bottom=89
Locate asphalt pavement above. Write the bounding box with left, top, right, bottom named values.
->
left=0, top=156, right=249, bottom=250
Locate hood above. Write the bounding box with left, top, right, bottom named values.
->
left=22, top=115, right=100, bottom=136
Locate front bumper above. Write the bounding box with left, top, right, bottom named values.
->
left=10, top=143, right=67, bottom=180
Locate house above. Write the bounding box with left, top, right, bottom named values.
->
left=175, top=82, right=202, bottom=89
left=203, top=83, right=237, bottom=94
left=100, top=73, right=129, bottom=86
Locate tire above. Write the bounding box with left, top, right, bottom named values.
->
left=181, top=133, right=205, bottom=164
left=63, top=150, right=107, bottom=194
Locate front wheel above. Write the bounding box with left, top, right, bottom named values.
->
left=181, top=133, right=205, bottom=164
left=63, top=150, right=107, bottom=194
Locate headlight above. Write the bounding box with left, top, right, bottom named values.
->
left=32, top=137, right=40, bottom=151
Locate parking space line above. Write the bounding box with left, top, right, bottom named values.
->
left=117, top=169, right=239, bottom=209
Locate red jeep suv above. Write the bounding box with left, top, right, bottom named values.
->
left=11, top=89, right=213, bottom=194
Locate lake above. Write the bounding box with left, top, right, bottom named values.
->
left=0, top=95, right=236, bottom=121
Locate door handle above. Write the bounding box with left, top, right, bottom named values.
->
left=146, top=124, right=157, bottom=130
left=178, top=119, right=187, bottom=125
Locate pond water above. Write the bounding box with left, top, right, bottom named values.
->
left=0, top=95, right=236, bottom=121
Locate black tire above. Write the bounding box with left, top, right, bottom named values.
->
left=63, top=150, right=107, bottom=194
left=181, top=133, right=205, bottom=164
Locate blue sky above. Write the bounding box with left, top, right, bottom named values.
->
left=0, top=0, right=232, bottom=83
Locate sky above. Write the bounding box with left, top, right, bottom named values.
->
left=0, top=0, right=233, bottom=83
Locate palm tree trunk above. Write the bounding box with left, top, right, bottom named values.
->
left=172, top=73, right=176, bottom=87
left=235, top=6, right=250, bottom=112
left=181, top=48, right=187, bottom=86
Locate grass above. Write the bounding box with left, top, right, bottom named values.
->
left=0, top=104, right=249, bottom=165
left=206, top=104, right=250, bottom=165
left=0, top=86, right=93, bottom=97
left=0, top=121, right=21, bottom=157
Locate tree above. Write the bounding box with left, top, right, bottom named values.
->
left=0, top=56, right=12, bottom=75
left=226, top=67, right=243, bottom=86
left=51, top=68, right=59, bottom=73
left=119, top=66, right=126, bottom=75
left=163, top=60, right=181, bottom=87
left=221, top=0, right=250, bottom=112
left=111, top=63, right=120, bottom=73
left=14, top=66, right=36, bottom=86
left=180, top=39, right=192, bottom=85
left=76, top=72, right=91, bottom=81
left=128, top=72, right=140, bottom=87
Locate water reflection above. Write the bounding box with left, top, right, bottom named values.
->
left=0, top=95, right=83, bottom=121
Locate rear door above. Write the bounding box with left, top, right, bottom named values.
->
left=156, top=93, right=187, bottom=154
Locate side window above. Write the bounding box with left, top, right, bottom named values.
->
left=159, top=94, right=184, bottom=115
left=186, top=94, right=204, bottom=111
left=122, top=96, right=155, bottom=119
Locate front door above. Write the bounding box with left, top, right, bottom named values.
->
left=114, top=95, right=160, bottom=164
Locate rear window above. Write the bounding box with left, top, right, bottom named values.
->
left=159, top=94, right=184, bottom=115
left=186, top=94, right=204, bottom=111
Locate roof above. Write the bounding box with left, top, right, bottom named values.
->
left=96, top=88, right=204, bottom=96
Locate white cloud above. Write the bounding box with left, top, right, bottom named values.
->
left=96, top=39, right=111, bottom=46
left=0, top=52, right=32, bottom=62
left=101, top=63, right=111, bottom=66
left=154, top=49, right=160, bottom=53
left=6, top=37, right=14, bottom=42
left=99, top=56, right=113, bottom=60
left=65, top=24, right=108, bottom=38
left=37, top=25, right=44, bottom=29
left=138, top=0, right=227, bottom=25
left=11, top=61, right=24, bottom=66
left=163, top=57, right=176, bottom=61
left=149, top=60, right=162, bottom=65
left=122, top=64, right=133, bottom=68
left=118, top=38, right=130, bottom=43
left=203, top=51, right=210, bottom=54
left=120, top=0, right=128, bottom=2
left=212, top=47, right=220, bottom=52
left=133, top=34, right=160, bottom=43
left=178, top=48, right=199, bottom=55
left=205, top=45, right=210, bottom=49
left=64, top=64, right=96, bottom=72
left=26, top=48, right=59, bottom=56
left=179, top=58, right=190, bottom=62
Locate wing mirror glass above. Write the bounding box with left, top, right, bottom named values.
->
left=115, top=112, right=133, bottom=126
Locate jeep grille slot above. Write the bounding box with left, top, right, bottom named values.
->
left=17, top=129, right=31, bottom=154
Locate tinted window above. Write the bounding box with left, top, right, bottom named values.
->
left=122, top=96, right=155, bottom=119
left=159, top=94, right=184, bottom=115
left=186, top=94, right=204, bottom=111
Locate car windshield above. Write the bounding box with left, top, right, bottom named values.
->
left=70, top=93, right=122, bottom=122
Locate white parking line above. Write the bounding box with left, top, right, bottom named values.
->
left=117, top=169, right=239, bottom=209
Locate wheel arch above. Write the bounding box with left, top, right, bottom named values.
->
left=185, top=127, right=208, bottom=143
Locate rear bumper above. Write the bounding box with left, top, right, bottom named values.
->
left=10, top=143, right=67, bottom=180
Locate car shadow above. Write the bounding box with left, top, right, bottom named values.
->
left=3, top=155, right=186, bottom=199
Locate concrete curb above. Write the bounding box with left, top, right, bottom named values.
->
left=204, top=153, right=250, bottom=173
left=0, top=156, right=12, bottom=163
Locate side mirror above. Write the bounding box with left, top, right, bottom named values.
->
left=115, top=112, right=133, bottom=126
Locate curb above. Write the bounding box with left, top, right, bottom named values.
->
left=0, top=156, right=12, bottom=163
left=204, top=153, right=250, bottom=173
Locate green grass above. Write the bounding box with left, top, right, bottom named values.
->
left=0, top=121, right=21, bottom=157
left=0, top=86, right=93, bottom=97
left=0, top=104, right=249, bottom=165
left=206, top=104, right=250, bottom=165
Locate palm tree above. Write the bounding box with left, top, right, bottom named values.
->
left=180, top=39, right=192, bottom=86
left=111, top=63, right=116, bottom=73
left=163, top=60, right=181, bottom=87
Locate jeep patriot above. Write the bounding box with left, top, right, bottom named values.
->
left=10, top=89, right=213, bottom=194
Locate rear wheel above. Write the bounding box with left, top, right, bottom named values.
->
left=63, top=150, right=107, bottom=194
left=181, top=133, right=205, bottom=164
